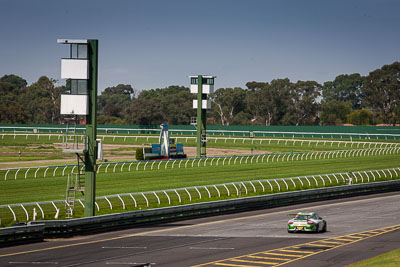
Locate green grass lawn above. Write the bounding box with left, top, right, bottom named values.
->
left=1, top=133, right=399, bottom=226
left=349, top=248, right=400, bottom=267
left=1, top=153, right=398, bottom=205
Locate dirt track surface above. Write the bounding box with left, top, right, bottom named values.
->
left=0, top=144, right=270, bottom=167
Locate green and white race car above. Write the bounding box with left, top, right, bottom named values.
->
left=287, top=212, right=327, bottom=233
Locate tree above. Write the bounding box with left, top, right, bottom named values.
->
left=127, top=85, right=194, bottom=125
left=284, top=80, right=321, bottom=126
left=0, top=75, right=28, bottom=123
left=346, top=108, right=373, bottom=125
left=23, top=76, right=61, bottom=124
left=98, top=84, right=135, bottom=124
left=322, top=73, right=365, bottom=109
left=210, top=87, right=247, bottom=125
left=363, top=62, right=400, bottom=125
left=320, top=101, right=352, bottom=125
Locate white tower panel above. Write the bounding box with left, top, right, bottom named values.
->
left=60, top=94, right=89, bottom=115
left=190, top=84, right=198, bottom=94
left=193, top=99, right=211, bottom=109
left=61, top=59, right=89, bottom=79
left=203, top=84, right=214, bottom=94
left=190, top=84, right=214, bottom=94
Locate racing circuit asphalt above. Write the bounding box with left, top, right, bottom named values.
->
left=1, top=192, right=400, bottom=267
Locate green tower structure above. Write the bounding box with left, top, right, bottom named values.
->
left=58, top=39, right=98, bottom=217
left=189, top=75, right=216, bottom=158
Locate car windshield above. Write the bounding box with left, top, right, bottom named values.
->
left=294, top=214, right=311, bottom=220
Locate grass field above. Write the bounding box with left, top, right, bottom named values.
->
left=0, top=133, right=400, bottom=227
left=349, top=248, right=400, bottom=267
left=1, top=153, right=399, bottom=205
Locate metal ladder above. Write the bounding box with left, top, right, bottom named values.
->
left=65, top=155, right=85, bottom=218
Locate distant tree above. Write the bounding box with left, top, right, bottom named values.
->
left=320, top=101, right=352, bottom=125
left=0, top=75, right=29, bottom=123
left=363, top=62, right=400, bottom=125
left=210, top=87, right=247, bottom=125
left=284, top=80, right=321, bottom=125
left=98, top=84, right=135, bottom=124
left=23, top=76, right=61, bottom=124
left=346, top=108, right=373, bottom=125
left=127, top=85, right=193, bottom=125
left=322, top=73, right=365, bottom=109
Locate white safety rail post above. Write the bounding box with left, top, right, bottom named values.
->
left=296, top=177, right=304, bottom=187
left=240, top=182, right=248, bottom=195
left=249, top=181, right=256, bottom=193
left=120, top=162, right=126, bottom=172
left=324, top=174, right=332, bottom=185
left=289, top=178, right=296, bottom=188
left=36, top=202, right=45, bottom=219
left=174, top=190, right=182, bottom=203
left=20, top=204, right=29, bottom=221
left=141, top=193, right=149, bottom=207
left=258, top=180, right=265, bottom=192
left=204, top=158, right=209, bottom=167
left=266, top=180, right=273, bottom=192
left=204, top=186, right=211, bottom=198
left=129, top=194, right=137, bottom=207
left=171, top=159, right=177, bottom=169
left=105, top=164, right=111, bottom=173
left=163, top=191, right=171, bottom=204
left=14, top=169, right=20, bottom=180
left=363, top=171, right=370, bottom=182
left=223, top=184, right=230, bottom=196
left=104, top=197, right=113, bottom=209
left=185, top=188, right=192, bottom=201
left=153, top=192, right=161, bottom=205
left=232, top=183, right=239, bottom=196
left=95, top=202, right=100, bottom=212
left=51, top=202, right=60, bottom=219
left=279, top=179, right=287, bottom=191
left=195, top=187, right=202, bottom=199
left=213, top=185, right=221, bottom=197
left=273, top=179, right=281, bottom=191
left=128, top=161, right=136, bottom=172
left=117, top=195, right=126, bottom=209
left=97, top=164, right=103, bottom=173
left=24, top=168, right=31, bottom=179
left=304, top=176, right=311, bottom=187
left=8, top=205, right=16, bottom=221
left=157, top=160, right=163, bottom=170
left=318, top=175, right=325, bottom=186
left=53, top=166, right=59, bottom=177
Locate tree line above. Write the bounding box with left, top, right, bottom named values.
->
left=1, top=61, right=399, bottom=126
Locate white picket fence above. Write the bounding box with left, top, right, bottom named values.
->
left=2, top=146, right=400, bottom=181
left=1, top=167, right=399, bottom=223
left=2, top=126, right=400, bottom=140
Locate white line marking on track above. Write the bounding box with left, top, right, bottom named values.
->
left=106, top=262, right=155, bottom=265
left=9, top=262, right=59, bottom=264
left=189, top=247, right=235, bottom=250
left=102, top=246, right=147, bottom=249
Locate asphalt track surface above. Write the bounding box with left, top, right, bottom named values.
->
left=1, top=192, right=399, bottom=267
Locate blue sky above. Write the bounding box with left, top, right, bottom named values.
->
left=1, top=0, right=399, bottom=93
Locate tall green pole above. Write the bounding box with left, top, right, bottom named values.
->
left=196, top=75, right=207, bottom=157
left=84, top=39, right=98, bottom=217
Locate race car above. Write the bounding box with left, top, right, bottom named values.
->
left=287, top=212, right=327, bottom=233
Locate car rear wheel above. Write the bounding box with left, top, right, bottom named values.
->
left=322, top=223, right=327, bottom=232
